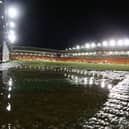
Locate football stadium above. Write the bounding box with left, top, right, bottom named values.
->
left=9, top=39, right=129, bottom=64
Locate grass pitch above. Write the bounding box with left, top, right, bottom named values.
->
left=14, top=60, right=129, bottom=71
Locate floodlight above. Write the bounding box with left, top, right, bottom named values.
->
left=102, top=41, right=108, bottom=47
left=117, top=40, right=123, bottom=46
left=97, top=43, right=101, bottom=47
left=8, top=6, right=18, bottom=19
left=124, top=39, right=129, bottom=46
left=9, top=22, right=15, bottom=28
left=85, top=44, right=90, bottom=49
left=9, top=30, right=15, bottom=35
left=91, top=42, right=96, bottom=48
left=0, top=1, right=2, bottom=4
left=76, top=45, right=80, bottom=49
left=8, top=34, right=16, bottom=43
left=109, top=40, right=115, bottom=46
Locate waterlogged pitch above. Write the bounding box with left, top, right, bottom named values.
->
left=0, top=66, right=129, bottom=129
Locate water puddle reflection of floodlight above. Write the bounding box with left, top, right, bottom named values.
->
left=8, top=87, right=12, bottom=91
left=8, top=94, right=11, bottom=99
left=108, top=84, right=112, bottom=89
left=8, top=78, right=13, bottom=86
left=101, top=80, right=105, bottom=88
left=6, top=103, right=11, bottom=111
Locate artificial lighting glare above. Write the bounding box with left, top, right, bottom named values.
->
left=76, top=45, right=80, bottom=49
left=85, top=44, right=90, bottom=49
left=108, top=84, right=112, bottom=89
left=71, top=38, right=129, bottom=51
left=8, top=87, right=12, bottom=91
left=101, top=80, right=105, bottom=88
left=6, top=103, right=11, bottom=111
left=9, top=22, right=15, bottom=28
left=102, top=41, right=108, bottom=47
left=117, top=40, right=123, bottom=46
left=8, top=78, right=13, bottom=86
left=109, top=51, right=113, bottom=55
left=8, top=34, right=16, bottom=43
left=0, top=1, right=3, bottom=4
left=8, top=6, right=18, bottom=18
left=97, top=43, right=101, bottom=47
left=1, top=16, right=4, bottom=19
left=8, top=124, right=11, bottom=129
left=91, top=43, right=96, bottom=48
left=89, top=77, right=94, bottom=85
left=9, top=30, right=15, bottom=35
left=109, top=40, right=115, bottom=46
left=84, top=78, right=88, bottom=85
left=124, top=39, right=129, bottom=46
left=8, top=94, right=11, bottom=99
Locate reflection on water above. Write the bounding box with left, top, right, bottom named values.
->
left=82, top=76, right=129, bottom=129
left=63, top=69, right=118, bottom=92
left=2, top=70, right=13, bottom=113
left=6, top=103, right=11, bottom=112
left=0, top=66, right=128, bottom=129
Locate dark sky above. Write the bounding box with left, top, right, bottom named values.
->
left=12, top=0, right=129, bottom=50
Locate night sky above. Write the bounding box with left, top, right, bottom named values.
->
left=12, top=0, right=129, bottom=50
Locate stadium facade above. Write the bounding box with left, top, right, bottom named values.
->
left=10, top=41, right=129, bottom=64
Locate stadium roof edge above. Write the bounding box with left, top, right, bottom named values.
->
left=12, top=46, right=66, bottom=52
